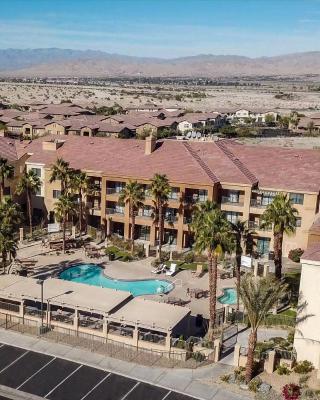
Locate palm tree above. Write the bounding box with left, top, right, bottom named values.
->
left=70, top=170, right=89, bottom=236
left=260, top=194, right=298, bottom=280
left=15, top=170, right=41, bottom=236
left=0, top=158, right=14, bottom=202
left=50, top=158, right=71, bottom=195
left=0, top=198, right=22, bottom=231
left=230, top=220, right=252, bottom=311
left=0, top=231, right=17, bottom=274
left=150, top=174, right=171, bottom=259
left=119, top=180, right=145, bottom=253
left=54, top=194, right=77, bottom=253
left=239, top=274, right=287, bottom=383
left=191, top=201, right=232, bottom=340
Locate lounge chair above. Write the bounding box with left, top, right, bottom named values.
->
left=151, top=263, right=164, bottom=274
left=165, top=263, right=177, bottom=276
left=192, top=264, right=204, bottom=278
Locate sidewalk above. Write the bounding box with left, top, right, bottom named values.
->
left=0, top=329, right=251, bottom=400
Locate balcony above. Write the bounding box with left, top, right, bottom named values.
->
left=250, top=199, right=267, bottom=208
left=248, top=221, right=272, bottom=231
left=221, top=196, right=243, bottom=206
left=184, top=195, right=208, bottom=204
left=106, top=188, right=122, bottom=195
left=137, top=212, right=153, bottom=220
left=165, top=215, right=178, bottom=223
left=106, top=208, right=124, bottom=216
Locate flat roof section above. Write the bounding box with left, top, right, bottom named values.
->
left=110, top=297, right=190, bottom=332
left=0, top=275, right=132, bottom=315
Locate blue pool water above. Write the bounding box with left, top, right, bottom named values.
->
left=59, top=264, right=173, bottom=297
left=218, top=288, right=237, bottom=305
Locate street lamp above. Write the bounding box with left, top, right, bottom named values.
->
left=36, top=279, right=44, bottom=332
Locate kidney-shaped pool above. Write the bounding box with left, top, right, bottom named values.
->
left=59, top=264, right=173, bottom=297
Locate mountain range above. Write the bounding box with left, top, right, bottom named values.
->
left=1, top=48, right=320, bottom=78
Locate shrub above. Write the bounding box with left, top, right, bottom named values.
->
left=220, top=374, right=231, bottom=383
left=282, top=383, right=301, bottom=400
left=277, top=364, right=291, bottom=375
left=160, top=251, right=170, bottom=262
left=105, top=246, right=119, bottom=255
left=192, top=351, right=206, bottom=362
left=288, top=248, right=304, bottom=263
left=234, top=367, right=246, bottom=384
left=294, top=361, right=314, bottom=374
left=298, top=374, right=310, bottom=387
left=183, top=251, right=195, bottom=264
left=248, top=377, right=262, bottom=392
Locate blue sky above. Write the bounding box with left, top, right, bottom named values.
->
left=1, top=0, right=320, bottom=58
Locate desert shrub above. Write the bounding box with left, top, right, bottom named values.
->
left=288, top=248, right=304, bottom=263
left=160, top=251, right=170, bottom=262
left=234, top=367, right=246, bottom=384
left=294, top=360, right=314, bottom=374
left=301, top=388, right=320, bottom=399
left=299, top=374, right=310, bottom=387
left=248, top=377, right=262, bottom=392
left=192, top=351, right=206, bottom=362
left=105, top=246, right=119, bottom=255
left=220, top=374, right=231, bottom=383
left=183, top=251, right=195, bottom=264
left=282, top=383, right=301, bottom=400
left=277, top=364, right=291, bottom=375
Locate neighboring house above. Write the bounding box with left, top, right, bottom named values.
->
left=294, top=242, right=320, bottom=370
left=296, top=114, right=320, bottom=133
left=230, top=109, right=279, bottom=124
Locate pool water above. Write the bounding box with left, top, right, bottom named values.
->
left=218, top=288, right=237, bottom=304
left=59, top=264, right=173, bottom=297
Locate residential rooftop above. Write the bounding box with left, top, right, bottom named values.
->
left=18, top=136, right=320, bottom=192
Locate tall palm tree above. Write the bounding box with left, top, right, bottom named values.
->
left=0, top=198, right=22, bottom=231
left=70, top=170, right=89, bottom=236
left=191, top=201, right=232, bottom=340
left=0, top=158, right=14, bottom=202
left=150, top=174, right=171, bottom=259
left=54, top=194, right=77, bottom=253
left=239, top=274, right=287, bottom=383
left=0, top=231, right=17, bottom=274
left=230, top=220, right=252, bottom=311
left=260, top=194, right=298, bottom=279
left=15, top=170, right=41, bottom=236
left=119, top=180, right=145, bottom=253
left=50, top=158, right=71, bottom=195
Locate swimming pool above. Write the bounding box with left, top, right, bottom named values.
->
left=218, top=288, right=237, bottom=305
left=59, top=264, right=173, bottom=297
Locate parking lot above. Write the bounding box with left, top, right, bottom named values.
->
left=0, top=343, right=199, bottom=400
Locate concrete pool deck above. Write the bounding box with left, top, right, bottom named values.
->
left=15, top=241, right=237, bottom=320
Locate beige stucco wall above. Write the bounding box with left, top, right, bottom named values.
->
left=45, top=122, right=66, bottom=135
left=294, top=259, right=320, bottom=369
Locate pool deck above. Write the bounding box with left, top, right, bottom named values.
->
left=14, top=241, right=236, bottom=320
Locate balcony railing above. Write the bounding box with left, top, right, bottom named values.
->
left=250, top=199, right=268, bottom=208
left=221, top=196, right=243, bottom=206
left=106, top=208, right=124, bottom=215
left=165, top=215, right=178, bottom=223
left=106, top=188, right=123, bottom=195
left=184, top=195, right=208, bottom=204
left=248, top=221, right=272, bottom=231
left=137, top=213, right=153, bottom=220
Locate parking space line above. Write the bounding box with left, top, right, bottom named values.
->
left=16, top=357, right=56, bottom=390
left=80, top=372, right=111, bottom=400
left=161, top=391, right=172, bottom=400
left=44, top=365, right=82, bottom=398
left=0, top=350, right=29, bottom=375
left=121, top=382, right=140, bottom=400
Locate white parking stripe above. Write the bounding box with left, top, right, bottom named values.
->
left=80, top=372, right=111, bottom=400
left=16, top=357, right=56, bottom=390
left=121, top=382, right=140, bottom=400
left=161, top=391, right=172, bottom=400
left=44, top=365, right=82, bottom=398
left=0, top=350, right=29, bottom=375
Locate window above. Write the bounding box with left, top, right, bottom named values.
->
left=228, top=190, right=239, bottom=203
left=31, top=168, right=41, bottom=178
left=53, top=190, right=61, bottom=199
left=225, top=211, right=241, bottom=224
left=257, top=238, right=271, bottom=254
left=295, top=217, right=302, bottom=227
left=169, top=187, right=179, bottom=200
left=290, top=193, right=304, bottom=205
left=198, top=189, right=208, bottom=202
left=261, top=194, right=275, bottom=206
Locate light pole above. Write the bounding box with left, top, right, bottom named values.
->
left=36, top=279, right=44, bottom=332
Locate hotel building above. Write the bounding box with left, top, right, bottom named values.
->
left=1, top=135, right=320, bottom=256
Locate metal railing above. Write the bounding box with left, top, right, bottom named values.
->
left=0, top=312, right=212, bottom=369
left=250, top=199, right=268, bottom=208
left=106, top=208, right=124, bottom=215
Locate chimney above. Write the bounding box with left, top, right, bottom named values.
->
left=145, top=135, right=157, bottom=155
left=42, top=139, right=65, bottom=151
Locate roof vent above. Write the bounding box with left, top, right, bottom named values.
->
left=42, top=139, right=65, bottom=151
left=145, top=135, right=157, bottom=155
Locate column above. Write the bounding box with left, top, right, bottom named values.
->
left=214, top=339, right=221, bottom=362
left=150, top=225, right=156, bottom=247
left=243, top=187, right=252, bottom=222
left=100, top=177, right=107, bottom=227
left=73, top=309, right=79, bottom=331
left=233, top=344, right=241, bottom=367
left=176, top=188, right=185, bottom=251
left=133, top=326, right=139, bottom=348
left=165, top=330, right=171, bottom=351
left=19, top=300, right=25, bottom=317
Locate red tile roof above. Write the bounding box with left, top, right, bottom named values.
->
left=7, top=136, right=320, bottom=192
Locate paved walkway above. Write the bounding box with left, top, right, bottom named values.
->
left=0, top=330, right=250, bottom=400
